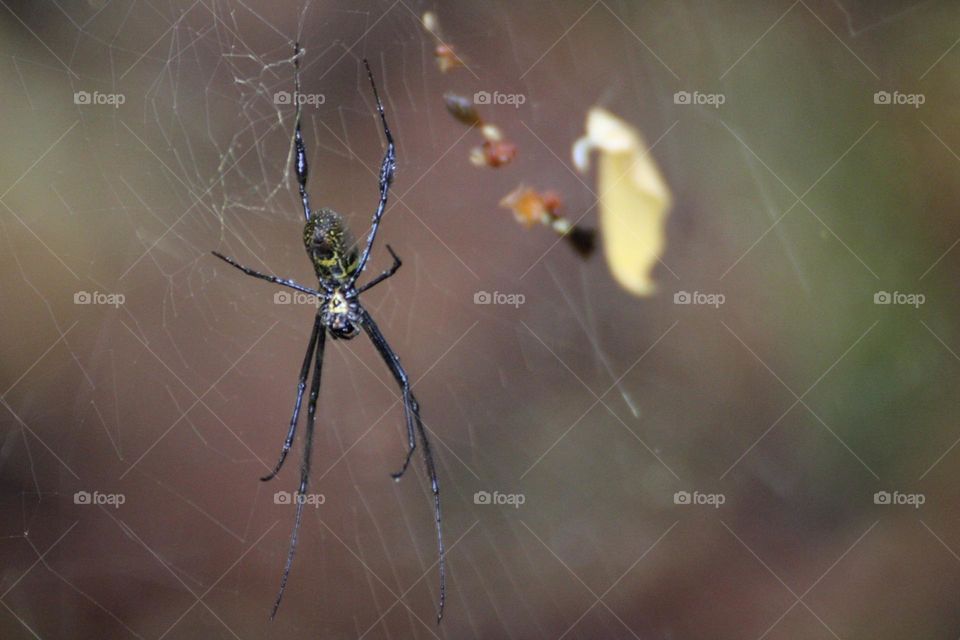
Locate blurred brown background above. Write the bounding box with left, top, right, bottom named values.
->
left=2, top=0, right=960, bottom=638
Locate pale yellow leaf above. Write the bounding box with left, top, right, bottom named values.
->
left=573, top=107, right=672, bottom=296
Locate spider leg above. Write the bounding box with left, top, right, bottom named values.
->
left=261, top=314, right=322, bottom=482
left=270, top=327, right=326, bottom=620
left=293, top=43, right=312, bottom=222
left=362, top=304, right=415, bottom=478
left=359, top=307, right=445, bottom=622
left=348, top=60, right=396, bottom=286
left=211, top=251, right=321, bottom=297
left=357, top=245, right=402, bottom=294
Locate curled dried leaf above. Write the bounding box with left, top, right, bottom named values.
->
left=573, top=107, right=672, bottom=296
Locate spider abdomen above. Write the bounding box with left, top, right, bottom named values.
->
left=304, top=208, right=360, bottom=283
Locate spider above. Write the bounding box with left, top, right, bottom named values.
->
left=211, top=45, right=445, bottom=622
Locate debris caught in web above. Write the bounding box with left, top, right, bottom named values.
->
left=572, top=107, right=672, bottom=296
left=499, top=185, right=595, bottom=257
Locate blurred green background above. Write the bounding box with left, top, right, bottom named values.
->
left=2, top=1, right=960, bottom=638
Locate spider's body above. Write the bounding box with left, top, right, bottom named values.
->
left=306, top=209, right=363, bottom=338
left=211, top=47, right=445, bottom=623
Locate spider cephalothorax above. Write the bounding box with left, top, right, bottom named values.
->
left=321, top=288, right=361, bottom=338
left=210, top=46, right=445, bottom=624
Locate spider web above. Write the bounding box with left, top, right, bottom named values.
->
left=3, top=1, right=960, bottom=639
